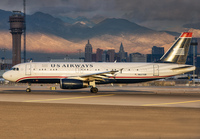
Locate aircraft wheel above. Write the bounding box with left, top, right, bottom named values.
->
left=26, top=88, right=31, bottom=92
left=90, top=87, right=98, bottom=93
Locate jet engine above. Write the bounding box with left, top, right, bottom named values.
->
left=60, top=79, right=88, bottom=89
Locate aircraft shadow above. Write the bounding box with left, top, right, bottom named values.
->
left=0, top=89, right=155, bottom=96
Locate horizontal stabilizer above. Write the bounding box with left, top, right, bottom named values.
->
left=171, top=65, right=194, bottom=70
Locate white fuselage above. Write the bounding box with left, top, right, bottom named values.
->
left=3, top=62, right=195, bottom=84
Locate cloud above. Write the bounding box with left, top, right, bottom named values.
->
left=121, top=0, right=200, bottom=23
left=1, top=0, right=200, bottom=23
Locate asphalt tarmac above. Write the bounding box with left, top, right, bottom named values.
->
left=0, top=85, right=200, bottom=139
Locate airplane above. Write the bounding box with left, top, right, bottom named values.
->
left=3, top=32, right=195, bottom=93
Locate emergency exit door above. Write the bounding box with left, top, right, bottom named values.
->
left=153, top=65, right=159, bottom=76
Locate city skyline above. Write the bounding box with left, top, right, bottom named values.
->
left=84, top=40, right=165, bottom=63
left=82, top=38, right=200, bottom=67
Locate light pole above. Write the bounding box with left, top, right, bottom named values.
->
left=190, top=38, right=198, bottom=86
left=1, top=48, right=7, bottom=71
left=193, top=45, right=195, bottom=85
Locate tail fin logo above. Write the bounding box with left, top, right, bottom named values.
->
left=174, top=48, right=184, bottom=55
left=160, top=32, right=192, bottom=64
left=180, top=32, right=192, bottom=38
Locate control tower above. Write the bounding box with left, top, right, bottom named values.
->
left=9, top=11, right=24, bottom=66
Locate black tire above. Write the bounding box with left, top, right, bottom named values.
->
left=90, top=87, right=98, bottom=93
left=26, top=88, right=31, bottom=92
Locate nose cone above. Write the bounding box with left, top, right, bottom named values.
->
left=2, top=71, right=13, bottom=82
left=2, top=72, right=9, bottom=80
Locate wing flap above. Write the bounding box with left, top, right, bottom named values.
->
left=80, top=70, right=118, bottom=81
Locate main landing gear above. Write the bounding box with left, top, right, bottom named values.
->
left=90, top=87, right=98, bottom=93
left=26, top=83, right=31, bottom=92
left=89, top=81, right=98, bottom=93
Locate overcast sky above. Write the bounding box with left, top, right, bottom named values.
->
left=0, top=0, right=200, bottom=31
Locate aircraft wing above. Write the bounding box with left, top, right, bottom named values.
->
left=67, top=70, right=119, bottom=82
left=80, top=70, right=119, bottom=81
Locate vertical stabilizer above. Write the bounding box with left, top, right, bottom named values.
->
left=160, top=32, right=192, bottom=64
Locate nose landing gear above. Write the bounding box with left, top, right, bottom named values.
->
left=26, top=83, right=31, bottom=92
left=26, top=88, right=31, bottom=92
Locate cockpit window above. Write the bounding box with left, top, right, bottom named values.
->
left=11, top=67, right=19, bottom=71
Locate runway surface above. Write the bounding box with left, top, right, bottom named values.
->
left=0, top=85, right=200, bottom=139
left=0, top=85, right=200, bottom=108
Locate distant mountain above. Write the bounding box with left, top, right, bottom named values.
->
left=0, top=9, right=12, bottom=30
left=0, top=9, right=177, bottom=60
left=92, top=18, right=154, bottom=36
left=0, top=10, right=160, bottom=40
left=26, top=13, right=160, bottom=40
left=188, top=28, right=200, bottom=37
left=0, top=31, right=175, bottom=58
left=56, top=16, right=74, bottom=24
left=90, top=15, right=106, bottom=24
left=57, top=16, right=95, bottom=28
left=73, top=16, right=96, bottom=28
left=183, top=22, right=200, bottom=29
left=1, top=10, right=173, bottom=37
left=161, top=31, right=180, bottom=37
left=26, top=12, right=91, bottom=40
left=27, top=12, right=65, bottom=33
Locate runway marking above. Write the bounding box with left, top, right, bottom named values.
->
left=24, top=94, right=115, bottom=102
left=142, top=99, right=200, bottom=106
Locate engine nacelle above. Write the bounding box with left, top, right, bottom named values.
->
left=60, top=79, right=88, bottom=89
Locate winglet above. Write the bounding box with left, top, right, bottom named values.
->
left=180, top=32, right=192, bottom=38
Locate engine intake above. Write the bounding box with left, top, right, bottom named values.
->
left=60, top=79, right=88, bottom=89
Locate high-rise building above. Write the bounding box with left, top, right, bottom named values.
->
left=9, top=11, right=24, bottom=66
left=197, top=38, right=200, bottom=55
left=114, top=53, right=120, bottom=62
left=107, top=49, right=115, bottom=62
left=186, top=38, right=200, bottom=75
left=195, top=39, right=200, bottom=70
left=119, top=42, right=125, bottom=62
left=124, top=52, right=128, bottom=62
left=129, top=53, right=146, bottom=62
left=151, top=46, right=164, bottom=62
left=102, top=50, right=109, bottom=62
left=152, top=46, right=164, bottom=55
left=146, top=54, right=153, bottom=62
left=84, top=40, right=92, bottom=62
left=187, top=38, right=198, bottom=66
left=92, top=54, right=96, bottom=62
left=189, top=38, right=198, bottom=55
left=96, top=48, right=103, bottom=62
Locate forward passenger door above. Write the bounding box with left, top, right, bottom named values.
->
left=25, top=63, right=31, bottom=75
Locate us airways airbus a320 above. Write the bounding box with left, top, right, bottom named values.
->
left=3, top=32, right=195, bottom=93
